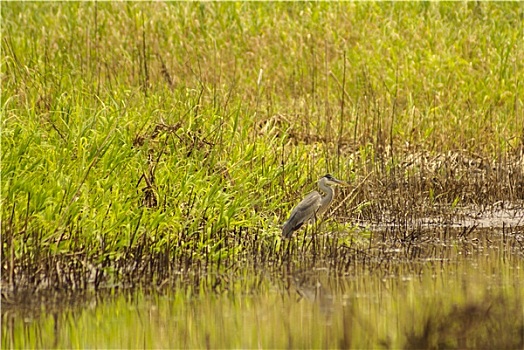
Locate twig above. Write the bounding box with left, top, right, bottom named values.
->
left=329, top=171, right=374, bottom=217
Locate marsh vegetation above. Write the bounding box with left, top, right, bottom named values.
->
left=2, top=2, right=523, bottom=348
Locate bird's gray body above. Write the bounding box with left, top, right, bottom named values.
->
left=282, top=174, right=347, bottom=238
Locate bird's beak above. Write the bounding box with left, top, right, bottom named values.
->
left=333, top=178, right=350, bottom=187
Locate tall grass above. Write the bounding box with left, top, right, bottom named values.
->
left=1, top=2, right=523, bottom=291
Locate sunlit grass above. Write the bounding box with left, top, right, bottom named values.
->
left=1, top=1, right=523, bottom=296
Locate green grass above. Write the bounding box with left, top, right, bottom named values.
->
left=1, top=2, right=523, bottom=290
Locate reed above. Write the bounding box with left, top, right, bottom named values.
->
left=2, top=2, right=523, bottom=294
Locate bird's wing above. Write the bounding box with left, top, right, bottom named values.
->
left=282, top=191, right=321, bottom=237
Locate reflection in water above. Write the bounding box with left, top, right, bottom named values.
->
left=2, top=226, right=523, bottom=348
left=290, top=270, right=334, bottom=320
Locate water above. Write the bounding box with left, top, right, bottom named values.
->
left=3, top=226, right=523, bottom=349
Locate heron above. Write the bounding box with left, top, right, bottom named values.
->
left=282, top=174, right=349, bottom=238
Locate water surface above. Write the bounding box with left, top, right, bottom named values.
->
left=3, top=226, right=523, bottom=349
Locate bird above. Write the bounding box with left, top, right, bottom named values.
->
left=282, top=174, right=349, bottom=238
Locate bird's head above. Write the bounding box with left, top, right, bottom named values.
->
left=320, top=174, right=349, bottom=187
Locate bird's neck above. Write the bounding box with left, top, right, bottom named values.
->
left=317, top=181, right=335, bottom=216
left=318, top=182, right=334, bottom=199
